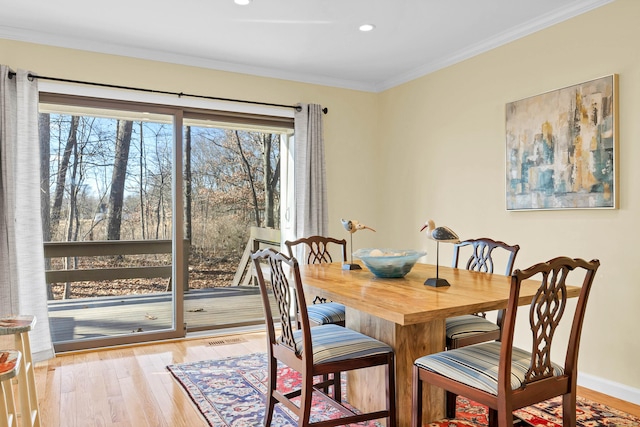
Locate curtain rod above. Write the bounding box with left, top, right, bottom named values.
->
left=7, top=71, right=328, bottom=114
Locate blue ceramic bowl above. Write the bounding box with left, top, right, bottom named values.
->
left=353, top=248, right=426, bottom=278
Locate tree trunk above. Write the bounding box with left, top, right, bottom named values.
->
left=185, top=126, right=192, bottom=241
left=262, top=134, right=275, bottom=228
left=139, top=121, right=146, bottom=239
left=51, top=116, right=79, bottom=234
left=107, top=120, right=133, bottom=240
left=235, top=131, right=261, bottom=227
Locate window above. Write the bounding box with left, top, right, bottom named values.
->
left=39, top=91, right=293, bottom=350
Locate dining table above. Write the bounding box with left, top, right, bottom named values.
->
left=298, top=260, right=581, bottom=427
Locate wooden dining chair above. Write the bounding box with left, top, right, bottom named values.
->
left=285, top=236, right=348, bottom=327
left=252, top=247, right=397, bottom=427
left=447, top=238, right=521, bottom=347
left=412, top=256, right=600, bottom=427
left=444, top=238, right=520, bottom=416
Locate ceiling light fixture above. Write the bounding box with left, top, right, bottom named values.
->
left=234, top=0, right=252, bottom=5
left=359, top=24, right=375, bottom=32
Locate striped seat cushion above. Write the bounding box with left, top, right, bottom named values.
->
left=306, top=302, right=346, bottom=325
left=446, top=314, right=500, bottom=340
left=291, top=324, right=392, bottom=364
left=414, top=341, right=564, bottom=395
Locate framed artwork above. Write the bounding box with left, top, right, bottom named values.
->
left=505, top=75, right=617, bottom=210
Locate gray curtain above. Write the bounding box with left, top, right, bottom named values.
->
left=293, top=103, right=328, bottom=244
left=0, top=66, right=54, bottom=361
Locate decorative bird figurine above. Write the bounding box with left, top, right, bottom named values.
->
left=341, top=218, right=375, bottom=270
left=420, top=219, right=460, bottom=287
left=420, top=219, right=460, bottom=243
left=341, top=219, right=376, bottom=234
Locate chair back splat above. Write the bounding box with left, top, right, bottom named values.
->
left=285, top=235, right=347, bottom=265
left=452, top=237, right=520, bottom=275
left=284, top=236, right=347, bottom=327
left=252, top=248, right=397, bottom=427
left=446, top=238, right=521, bottom=348
left=412, top=256, right=599, bottom=427
left=503, top=257, right=598, bottom=391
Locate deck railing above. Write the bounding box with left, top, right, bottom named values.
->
left=43, top=239, right=190, bottom=298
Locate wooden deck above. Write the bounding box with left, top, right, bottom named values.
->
left=47, top=286, right=273, bottom=343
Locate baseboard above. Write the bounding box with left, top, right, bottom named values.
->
left=579, top=371, right=640, bottom=405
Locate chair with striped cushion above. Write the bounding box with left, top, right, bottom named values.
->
left=447, top=238, right=521, bottom=350
left=445, top=238, right=521, bottom=417
left=412, top=256, right=599, bottom=427
left=252, top=247, right=396, bottom=427
left=285, top=236, right=348, bottom=327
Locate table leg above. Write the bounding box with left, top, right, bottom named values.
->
left=346, top=308, right=446, bottom=427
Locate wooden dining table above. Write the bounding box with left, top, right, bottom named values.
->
left=298, top=260, right=581, bottom=427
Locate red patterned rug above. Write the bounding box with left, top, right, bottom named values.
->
left=168, top=352, right=640, bottom=427
left=168, top=352, right=383, bottom=426
left=427, top=395, right=640, bottom=427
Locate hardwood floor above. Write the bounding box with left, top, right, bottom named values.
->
left=33, top=330, right=640, bottom=426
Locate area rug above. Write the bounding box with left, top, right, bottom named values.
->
left=167, top=352, right=383, bottom=426
left=426, top=394, right=640, bottom=427
left=168, top=352, right=640, bottom=427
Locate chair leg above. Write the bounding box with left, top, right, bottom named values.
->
left=411, top=365, right=422, bottom=427
left=263, top=358, right=277, bottom=427
left=299, top=373, right=314, bottom=427
left=562, top=392, right=577, bottom=427
left=387, top=355, right=397, bottom=427
left=488, top=408, right=498, bottom=427
left=1, top=378, right=18, bottom=427
left=495, top=405, right=515, bottom=427
left=332, top=372, right=341, bottom=403
left=446, top=391, right=457, bottom=418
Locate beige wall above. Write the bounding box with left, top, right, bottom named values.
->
left=0, top=37, right=382, bottom=245
left=1, top=0, right=638, bottom=401
left=378, top=0, right=639, bottom=399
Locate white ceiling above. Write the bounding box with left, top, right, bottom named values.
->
left=0, top=0, right=613, bottom=92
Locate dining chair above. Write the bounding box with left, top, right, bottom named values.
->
left=444, top=238, right=520, bottom=417
left=412, top=256, right=599, bottom=427
left=285, top=236, right=348, bottom=327
left=447, top=238, right=521, bottom=349
left=252, top=247, right=397, bottom=427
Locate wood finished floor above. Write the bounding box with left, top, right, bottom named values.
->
left=33, top=330, right=640, bottom=426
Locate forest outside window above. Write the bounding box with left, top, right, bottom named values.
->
left=39, top=91, right=293, bottom=348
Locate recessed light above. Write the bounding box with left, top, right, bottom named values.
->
left=359, top=24, right=375, bottom=32
left=234, top=0, right=252, bottom=5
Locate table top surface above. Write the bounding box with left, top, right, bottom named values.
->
left=298, top=262, right=580, bottom=326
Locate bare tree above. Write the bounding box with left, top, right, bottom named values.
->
left=138, top=121, right=146, bottom=239
left=51, top=116, right=79, bottom=234
left=261, top=133, right=280, bottom=228
left=185, top=126, right=192, bottom=241
left=107, top=120, right=133, bottom=240
left=234, top=130, right=261, bottom=226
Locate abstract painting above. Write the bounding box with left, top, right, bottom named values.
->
left=505, top=75, right=617, bottom=210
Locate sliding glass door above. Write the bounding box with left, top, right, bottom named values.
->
left=181, top=116, right=290, bottom=332
left=40, top=95, right=185, bottom=351
left=39, top=92, right=294, bottom=351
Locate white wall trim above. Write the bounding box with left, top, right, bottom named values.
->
left=579, top=371, right=640, bottom=406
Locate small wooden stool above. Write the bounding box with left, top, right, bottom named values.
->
left=0, top=350, right=21, bottom=427
left=0, top=316, right=40, bottom=427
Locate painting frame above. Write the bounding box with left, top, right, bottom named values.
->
left=505, top=75, right=618, bottom=211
